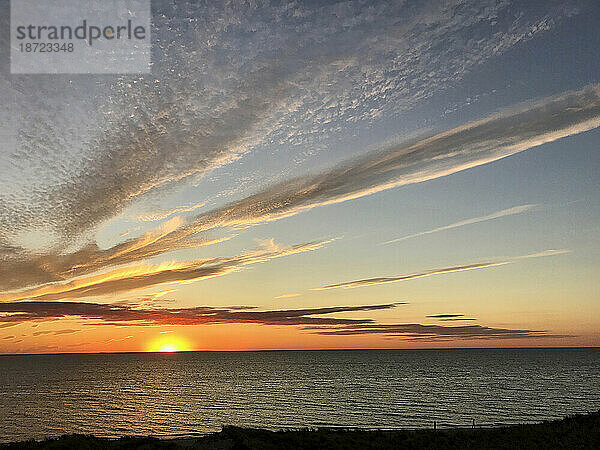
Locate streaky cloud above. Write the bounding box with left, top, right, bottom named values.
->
left=1, top=0, right=571, bottom=240
left=0, top=240, right=331, bottom=303
left=0, top=224, right=232, bottom=293
left=316, top=249, right=568, bottom=290
left=32, top=329, right=80, bottom=337
left=104, top=335, right=134, bottom=344
left=317, top=262, right=507, bottom=290
left=0, top=301, right=557, bottom=340
left=381, top=204, right=538, bottom=245
left=304, top=323, right=568, bottom=340
left=515, top=249, right=571, bottom=259
left=0, top=85, right=597, bottom=293
left=427, top=314, right=464, bottom=318
left=439, top=318, right=477, bottom=321
left=137, top=203, right=205, bottom=222
left=0, top=301, right=401, bottom=328
left=427, top=314, right=478, bottom=322
left=175, top=85, right=600, bottom=240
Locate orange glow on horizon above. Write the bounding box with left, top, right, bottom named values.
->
left=146, top=334, right=192, bottom=353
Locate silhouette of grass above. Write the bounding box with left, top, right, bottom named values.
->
left=2, top=411, right=598, bottom=449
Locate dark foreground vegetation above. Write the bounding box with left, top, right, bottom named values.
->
left=2, top=411, right=599, bottom=449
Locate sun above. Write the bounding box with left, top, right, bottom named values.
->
left=159, top=345, right=179, bottom=353
left=147, top=335, right=192, bottom=353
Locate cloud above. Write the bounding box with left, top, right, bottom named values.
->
left=317, top=262, right=508, bottom=290
left=0, top=301, right=558, bottom=340
left=0, top=0, right=575, bottom=244
left=120, top=289, right=177, bottom=307
left=0, top=0, right=590, bottom=277
left=0, top=226, right=231, bottom=293
left=0, top=83, right=596, bottom=294
left=32, top=329, right=80, bottom=337
left=427, top=314, right=464, bottom=318
left=381, top=204, right=538, bottom=245
left=274, top=293, right=301, bottom=299
left=304, top=323, right=566, bottom=340
left=0, top=301, right=401, bottom=328
left=137, top=203, right=206, bottom=222
left=426, top=315, right=478, bottom=321
left=105, top=335, right=133, bottom=344
left=515, top=249, right=571, bottom=259
left=316, top=249, right=568, bottom=290
left=170, top=85, right=600, bottom=241
left=439, top=318, right=477, bottom=322
left=0, top=240, right=330, bottom=303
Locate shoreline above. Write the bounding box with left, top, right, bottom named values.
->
left=2, top=411, right=598, bottom=449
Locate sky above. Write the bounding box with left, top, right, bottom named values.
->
left=0, top=0, right=599, bottom=354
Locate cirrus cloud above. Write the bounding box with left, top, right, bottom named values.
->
left=0, top=85, right=596, bottom=294
left=316, top=250, right=569, bottom=290
left=0, top=240, right=331, bottom=303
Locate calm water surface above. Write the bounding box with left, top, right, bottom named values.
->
left=0, top=348, right=598, bottom=442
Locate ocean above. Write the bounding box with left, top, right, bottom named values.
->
left=0, top=348, right=597, bottom=443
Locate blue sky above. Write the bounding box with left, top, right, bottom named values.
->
left=0, top=0, right=598, bottom=353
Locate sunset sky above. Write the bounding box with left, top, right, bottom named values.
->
left=1, top=0, right=599, bottom=354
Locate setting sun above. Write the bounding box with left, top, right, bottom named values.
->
left=159, top=345, right=178, bottom=353
left=147, top=335, right=192, bottom=353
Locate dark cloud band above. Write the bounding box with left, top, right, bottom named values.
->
left=0, top=301, right=560, bottom=341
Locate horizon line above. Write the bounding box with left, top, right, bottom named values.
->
left=1, top=345, right=598, bottom=357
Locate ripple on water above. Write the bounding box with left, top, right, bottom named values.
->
left=0, top=349, right=598, bottom=442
